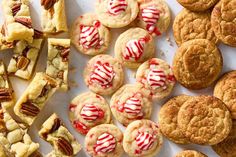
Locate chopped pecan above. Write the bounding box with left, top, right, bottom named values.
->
left=1, top=26, right=5, bottom=36
left=22, top=47, right=30, bottom=57
left=57, top=137, right=73, bottom=156
left=15, top=18, right=32, bottom=29
left=21, top=102, right=40, bottom=117
left=41, top=0, right=58, bottom=10
left=49, top=118, right=61, bottom=133
left=17, top=56, right=30, bottom=70
left=57, top=70, right=64, bottom=79
left=2, top=41, right=14, bottom=49
left=29, top=151, right=43, bottom=157
left=12, top=3, right=21, bottom=16
left=0, top=88, right=13, bottom=102
left=39, top=84, right=50, bottom=97
left=33, top=29, right=44, bottom=39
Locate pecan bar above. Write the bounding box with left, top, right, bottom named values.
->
left=7, top=31, right=44, bottom=80
left=0, top=25, right=14, bottom=51
left=2, top=0, right=34, bottom=43
left=14, top=72, right=58, bottom=125
left=0, top=106, right=42, bottom=157
left=41, top=0, right=68, bottom=33
left=0, top=61, right=15, bottom=109
left=46, top=38, right=70, bottom=91
left=39, top=113, right=81, bottom=156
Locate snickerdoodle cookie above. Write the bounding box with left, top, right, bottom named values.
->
left=177, top=95, right=232, bottom=145
left=159, top=95, right=191, bottom=144
left=175, top=150, right=207, bottom=157
left=214, top=71, right=236, bottom=119
left=114, top=28, right=155, bottom=69
left=173, top=39, right=222, bottom=90
left=211, top=0, right=236, bottom=47
left=123, top=120, right=163, bottom=157
left=177, top=0, right=219, bottom=12
left=173, top=9, right=217, bottom=46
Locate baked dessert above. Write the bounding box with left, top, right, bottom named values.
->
left=175, top=150, right=207, bottom=157
left=14, top=72, right=58, bottom=125
left=123, top=120, right=163, bottom=157
left=0, top=25, right=14, bottom=51
left=110, top=83, right=152, bottom=126
left=71, top=13, right=111, bottom=56
left=114, top=28, right=155, bottom=68
left=40, top=0, right=68, bottom=33
left=177, top=0, right=219, bottom=12
left=83, top=54, right=124, bottom=95
left=69, top=92, right=112, bottom=135
left=136, top=58, right=176, bottom=100
left=46, top=38, right=70, bottom=91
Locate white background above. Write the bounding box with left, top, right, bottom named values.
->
left=1, top=0, right=236, bottom=156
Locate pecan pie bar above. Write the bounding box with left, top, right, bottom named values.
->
left=2, top=0, right=34, bottom=43
left=7, top=30, right=44, bottom=80
left=0, top=25, right=14, bottom=51
left=41, top=0, right=68, bottom=33
left=39, top=113, right=81, bottom=156
left=46, top=38, right=70, bottom=91
left=0, top=61, right=15, bottom=109
left=14, top=72, right=58, bottom=125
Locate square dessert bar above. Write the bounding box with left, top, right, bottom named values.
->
left=0, top=25, right=14, bottom=51
left=46, top=38, right=70, bottom=91
left=2, top=0, right=34, bottom=43
left=41, top=0, right=68, bottom=33
left=14, top=72, right=58, bottom=126
left=0, top=106, right=42, bottom=157
left=7, top=31, right=44, bottom=80
left=0, top=61, right=15, bottom=109
left=39, top=113, right=81, bottom=156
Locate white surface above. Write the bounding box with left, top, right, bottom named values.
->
left=0, top=0, right=236, bottom=156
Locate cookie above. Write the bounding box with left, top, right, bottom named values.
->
left=83, top=54, right=124, bottom=95
left=136, top=58, right=176, bottom=100
left=175, top=150, right=207, bottom=157
left=123, top=120, right=163, bottom=157
left=211, top=0, right=236, bottom=47
left=114, top=28, right=155, bottom=68
left=214, top=71, right=236, bottom=119
left=177, top=95, right=232, bottom=145
left=135, top=0, right=171, bottom=36
left=177, top=0, right=219, bottom=12
left=173, top=9, right=218, bottom=46
left=159, top=95, right=191, bottom=144
left=85, top=124, right=124, bottom=157
left=69, top=92, right=112, bottom=135
left=110, top=84, right=152, bottom=126
left=95, top=0, right=139, bottom=28
left=173, top=39, right=222, bottom=90
left=71, top=13, right=111, bottom=56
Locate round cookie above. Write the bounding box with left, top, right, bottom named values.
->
left=211, top=0, right=236, bottom=47
left=214, top=71, right=236, bottom=119
left=95, top=0, right=139, bottom=28
left=110, top=83, right=152, bottom=126
left=85, top=124, right=124, bottom=157
left=114, top=28, right=155, bottom=68
left=177, top=95, right=232, bottom=145
left=173, top=9, right=218, bottom=46
left=123, top=120, right=163, bottom=157
left=83, top=54, right=124, bottom=95
left=175, top=150, right=207, bottom=157
left=177, top=0, right=219, bottom=12
left=68, top=92, right=112, bottom=135
left=159, top=95, right=191, bottom=144
left=136, top=58, right=176, bottom=100
left=135, top=0, right=171, bottom=36
left=173, top=39, right=222, bottom=90
left=71, top=13, right=111, bottom=56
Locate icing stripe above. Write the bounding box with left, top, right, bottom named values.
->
left=95, top=133, right=116, bottom=153
left=108, top=0, right=128, bottom=15
left=136, top=132, right=154, bottom=151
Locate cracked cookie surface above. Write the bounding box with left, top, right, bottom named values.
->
left=177, top=0, right=219, bottom=12
left=175, top=150, right=207, bottom=157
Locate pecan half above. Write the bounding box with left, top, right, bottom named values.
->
left=0, top=88, right=13, bottom=102
left=41, top=0, right=58, bottom=10
left=21, top=102, right=40, bottom=117
left=15, top=18, right=32, bottom=29
left=57, top=70, right=64, bottom=79
left=29, top=151, right=43, bottom=157
left=57, top=137, right=73, bottom=156
left=33, top=29, right=44, bottom=39
left=17, top=56, right=30, bottom=70
left=49, top=118, right=61, bottom=133
left=12, top=3, right=21, bottom=16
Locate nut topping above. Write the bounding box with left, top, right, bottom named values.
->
left=60, top=47, right=70, bottom=62
left=57, top=137, right=73, bottom=156
left=12, top=3, right=21, bottom=16
left=57, top=70, right=64, bottom=79
left=21, top=102, right=40, bottom=117
left=0, top=88, right=13, bottom=102
left=33, top=29, right=44, bottom=39
left=41, top=0, right=58, bottom=10
left=15, top=18, right=32, bottom=29
left=49, top=118, right=61, bottom=133
left=17, top=56, right=30, bottom=70
left=39, top=84, right=50, bottom=97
